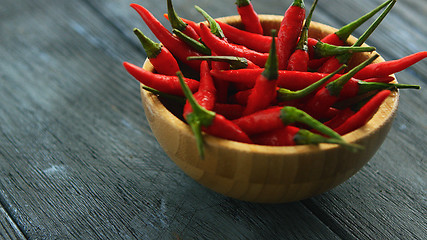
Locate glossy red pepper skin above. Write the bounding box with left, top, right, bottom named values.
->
left=213, top=103, right=244, bottom=120
left=199, top=23, right=269, bottom=67
left=202, top=115, right=252, bottom=143
left=183, top=61, right=216, bottom=114
left=133, top=28, right=180, bottom=76
left=236, top=0, right=263, bottom=35
left=277, top=0, right=305, bottom=70
left=323, top=108, right=355, bottom=129
left=123, top=62, right=199, bottom=96
left=216, top=21, right=271, bottom=53
left=353, top=51, right=427, bottom=79
left=252, top=126, right=300, bottom=146
left=334, top=90, right=391, bottom=135
left=130, top=4, right=202, bottom=71
left=233, top=106, right=283, bottom=135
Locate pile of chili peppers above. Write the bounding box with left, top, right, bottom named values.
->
left=123, top=0, right=424, bottom=158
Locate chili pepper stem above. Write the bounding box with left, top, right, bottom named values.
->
left=133, top=28, right=161, bottom=58
left=280, top=106, right=343, bottom=140
left=195, top=5, right=225, bottom=38
left=167, top=0, right=188, bottom=31
left=173, top=29, right=211, bottom=55
left=334, top=0, right=394, bottom=41
left=142, top=85, right=186, bottom=105
left=277, top=64, right=346, bottom=101
left=295, top=129, right=363, bottom=152
left=327, top=54, right=380, bottom=96
left=357, top=81, right=421, bottom=94
left=187, top=56, right=248, bottom=69
left=177, top=71, right=216, bottom=159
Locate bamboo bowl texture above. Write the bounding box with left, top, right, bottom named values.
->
left=140, top=15, right=399, bottom=203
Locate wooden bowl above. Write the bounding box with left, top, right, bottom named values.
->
left=139, top=15, right=399, bottom=203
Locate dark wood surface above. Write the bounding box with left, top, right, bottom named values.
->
left=1, top=0, right=426, bottom=239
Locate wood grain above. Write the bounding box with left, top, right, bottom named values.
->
left=0, top=0, right=425, bottom=239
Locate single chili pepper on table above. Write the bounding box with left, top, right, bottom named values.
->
left=166, top=0, right=199, bottom=40
left=243, top=30, right=279, bottom=116
left=178, top=72, right=252, bottom=159
left=133, top=28, right=180, bottom=76
left=353, top=51, right=427, bottom=79
left=318, top=0, right=396, bottom=73
left=130, top=4, right=202, bottom=71
left=334, top=89, right=392, bottom=135
left=123, top=62, right=199, bottom=96
left=304, top=54, right=380, bottom=119
left=235, top=0, right=263, bottom=35
left=277, top=0, right=306, bottom=70
left=286, top=0, right=318, bottom=72
left=215, top=20, right=271, bottom=53
left=251, top=125, right=360, bottom=149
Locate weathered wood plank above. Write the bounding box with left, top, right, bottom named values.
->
left=0, top=203, right=26, bottom=240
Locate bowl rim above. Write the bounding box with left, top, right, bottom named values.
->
left=140, top=15, right=400, bottom=156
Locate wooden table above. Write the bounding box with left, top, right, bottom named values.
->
left=1, top=0, right=426, bottom=239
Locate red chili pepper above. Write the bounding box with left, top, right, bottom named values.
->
left=277, top=0, right=306, bottom=70
left=318, top=0, right=396, bottom=73
left=133, top=28, right=180, bottom=76
left=216, top=20, right=271, bottom=53
left=166, top=0, right=199, bottom=40
left=338, top=78, right=420, bottom=100
left=307, top=0, right=393, bottom=69
left=210, top=68, right=390, bottom=91
left=323, top=108, right=355, bottom=129
left=183, top=61, right=216, bottom=114
left=243, top=30, right=278, bottom=115
left=232, top=106, right=283, bottom=135
left=277, top=65, right=346, bottom=102
left=123, top=62, right=199, bottom=96
left=251, top=125, right=358, bottom=149
left=234, top=106, right=343, bottom=140
left=353, top=51, right=427, bottom=79
left=177, top=72, right=252, bottom=158
left=130, top=4, right=202, bottom=71
left=334, top=90, right=391, bottom=135
left=287, top=0, right=318, bottom=72
left=304, top=54, right=379, bottom=119
left=235, top=0, right=263, bottom=35
left=199, top=23, right=269, bottom=67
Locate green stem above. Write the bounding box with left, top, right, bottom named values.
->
left=177, top=72, right=216, bottom=159
left=194, top=5, right=225, bottom=39
left=295, top=129, right=364, bottom=152
left=334, top=0, right=393, bottom=41
left=337, top=0, right=396, bottom=64
left=326, top=54, right=379, bottom=96
left=187, top=56, right=248, bottom=69
left=172, top=29, right=211, bottom=55
left=280, top=106, right=342, bottom=140
left=295, top=0, right=318, bottom=51
left=357, top=81, right=421, bottom=95
left=262, top=30, right=278, bottom=80
left=292, top=0, right=305, bottom=8
left=142, top=86, right=186, bottom=105
left=277, top=65, right=347, bottom=101
left=133, top=28, right=161, bottom=59
left=313, top=42, right=376, bottom=58
left=167, top=0, right=187, bottom=31
left=235, top=0, right=250, bottom=7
